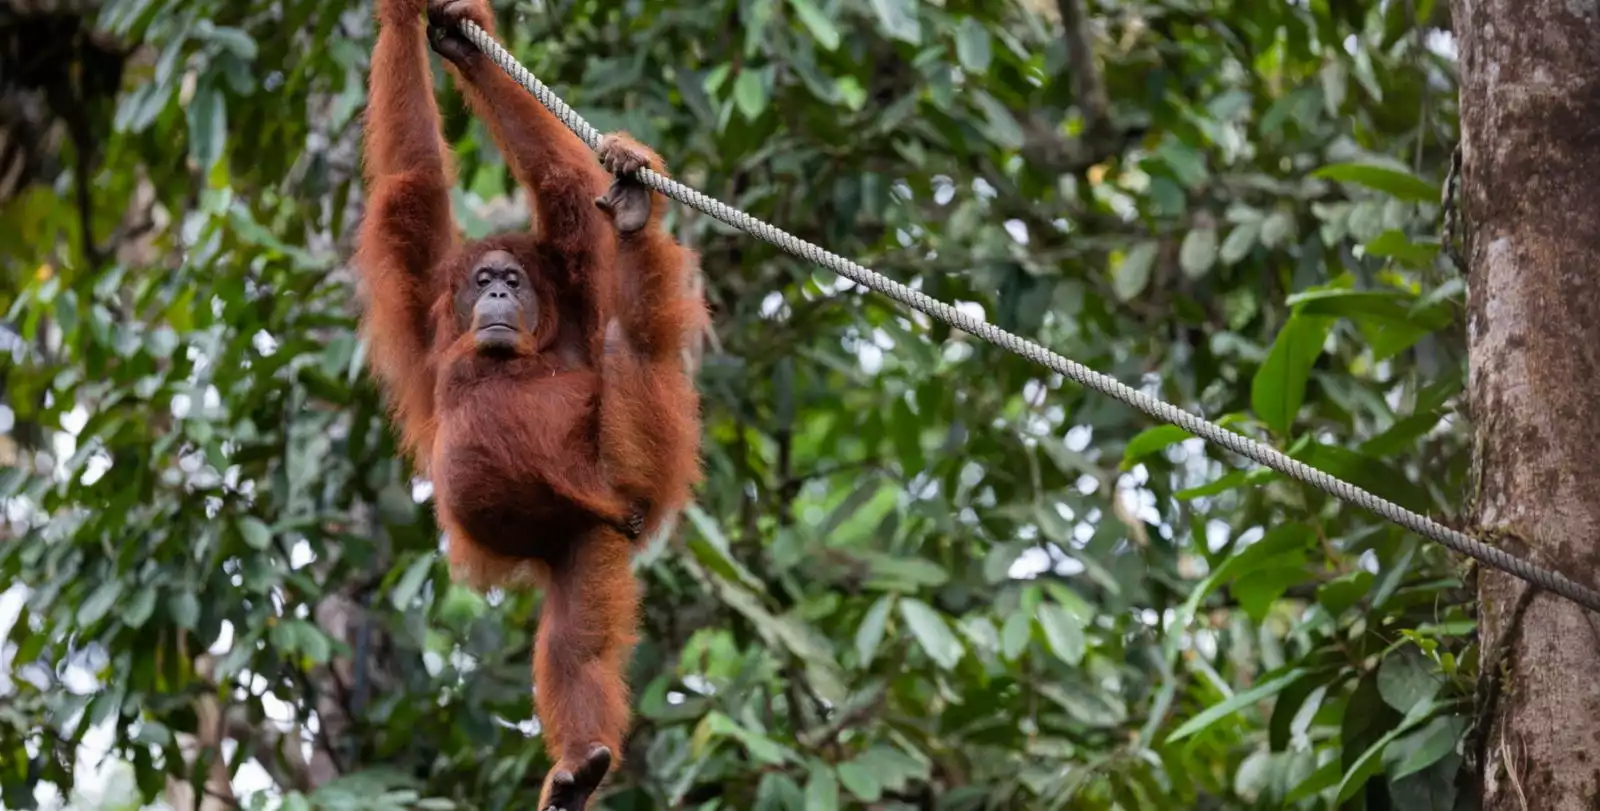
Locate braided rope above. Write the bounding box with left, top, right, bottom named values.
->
left=453, top=20, right=1600, bottom=614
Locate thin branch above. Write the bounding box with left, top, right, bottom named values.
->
left=1055, top=0, right=1112, bottom=141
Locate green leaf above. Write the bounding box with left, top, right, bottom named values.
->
left=861, top=553, right=948, bottom=591
left=705, top=712, right=790, bottom=765
left=238, top=516, right=272, bottom=550
left=1287, top=287, right=1452, bottom=332
left=1387, top=715, right=1467, bottom=781
left=1293, top=443, right=1431, bottom=513
left=756, top=773, right=805, bottom=811
left=972, top=91, right=1024, bottom=150
left=1363, top=230, right=1440, bottom=267
left=1121, top=424, right=1192, bottom=469
left=187, top=80, right=227, bottom=170
left=124, top=587, right=158, bottom=628
left=1314, top=162, right=1439, bottom=203
left=835, top=76, right=866, bottom=111
left=1035, top=603, right=1084, bottom=665
left=1233, top=566, right=1305, bottom=621
left=734, top=70, right=768, bottom=120
left=954, top=18, right=992, bottom=72
left=898, top=599, right=964, bottom=670
left=804, top=761, right=840, bottom=811
left=788, top=0, right=840, bottom=51
left=1113, top=240, right=1158, bottom=301
left=1179, top=227, right=1219, bottom=278
left=1260, top=210, right=1295, bottom=247
left=1317, top=569, right=1376, bottom=615
left=854, top=595, right=893, bottom=667
left=868, top=0, right=921, bottom=44
left=390, top=553, right=436, bottom=611
left=1335, top=699, right=1442, bottom=801
left=196, top=23, right=259, bottom=61
left=1001, top=610, right=1031, bottom=661
left=168, top=591, right=200, bottom=630
left=685, top=505, right=767, bottom=592
left=1251, top=314, right=1332, bottom=435
left=1377, top=647, right=1441, bottom=714
left=1284, top=758, right=1342, bottom=803
left=1269, top=677, right=1329, bottom=751
left=1220, top=220, right=1260, bottom=264
left=1175, top=469, right=1277, bottom=501
left=78, top=580, right=122, bottom=626
left=856, top=745, right=928, bottom=792
left=1166, top=668, right=1309, bottom=743
left=836, top=760, right=883, bottom=801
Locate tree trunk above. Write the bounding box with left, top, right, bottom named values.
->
left=1453, top=1, right=1600, bottom=809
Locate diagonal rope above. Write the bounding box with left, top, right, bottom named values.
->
left=452, top=20, right=1600, bottom=615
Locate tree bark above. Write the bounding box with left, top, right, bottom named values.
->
left=1453, top=2, right=1600, bottom=809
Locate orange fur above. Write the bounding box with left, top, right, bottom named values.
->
left=354, top=0, right=703, bottom=803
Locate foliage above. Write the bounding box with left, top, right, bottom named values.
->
left=0, top=0, right=1475, bottom=809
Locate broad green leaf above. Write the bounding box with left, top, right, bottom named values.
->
left=704, top=712, right=790, bottom=765
left=78, top=580, right=122, bottom=626
left=1121, top=424, right=1192, bottom=469
left=1363, top=230, right=1440, bottom=267
left=1166, top=668, right=1309, bottom=743
left=869, top=0, right=921, bottom=44
left=835, top=76, right=866, bottom=111
left=390, top=553, right=435, bottom=611
left=1335, top=700, right=1442, bottom=801
left=1269, top=677, right=1330, bottom=751
left=1388, top=716, right=1467, bottom=782
left=972, top=91, right=1024, bottom=150
left=856, top=745, right=928, bottom=791
left=954, top=18, right=992, bottom=72
left=1176, top=469, right=1278, bottom=500
left=168, top=591, right=200, bottom=630
left=805, top=762, right=840, bottom=811
left=1287, top=287, right=1452, bottom=332
left=1377, top=648, right=1441, bottom=714
left=734, top=70, right=768, bottom=120
left=1001, top=610, right=1031, bottom=661
left=756, top=773, right=805, bottom=811
left=898, top=599, right=964, bottom=670
left=854, top=595, right=893, bottom=666
left=1220, top=220, right=1260, bottom=264
left=1260, top=210, right=1296, bottom=247
left=1179, top=227, right=1219, bottom=278
left=1036, top=603, right=1085, bottom=665
left=1252, top=314, right=1332, bottom=435
left=789, top=0, right=840, bottom=50
left=1113, top=240, right=1158, bottom=301
left=1234, top=566, right=1305, bottom=621
left=124, top=587, right=158, bottom=628
left=196, top=22, right=259, bottom=60
left=1314, top=162, right=1439, bottom=203
left=1317, top=570, right=1376, bottom=615
left=836, top=759, right=883, bottom=801
left=861, top=553, right=948, bottom=591
left=238, top=516, right=272, bottom=550
left=685, top=505, right=767, bottom=592
left=1283, top=758, right=1342, bottom=803
left=187, top=80, right=227, bottom=170
left=1293, top=443, right=1431, bottom=513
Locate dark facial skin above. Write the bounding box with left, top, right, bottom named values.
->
left=455, top=249, right=538, bottom=354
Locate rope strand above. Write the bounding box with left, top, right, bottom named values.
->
left=452, top=20, right=1600, bottom=615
